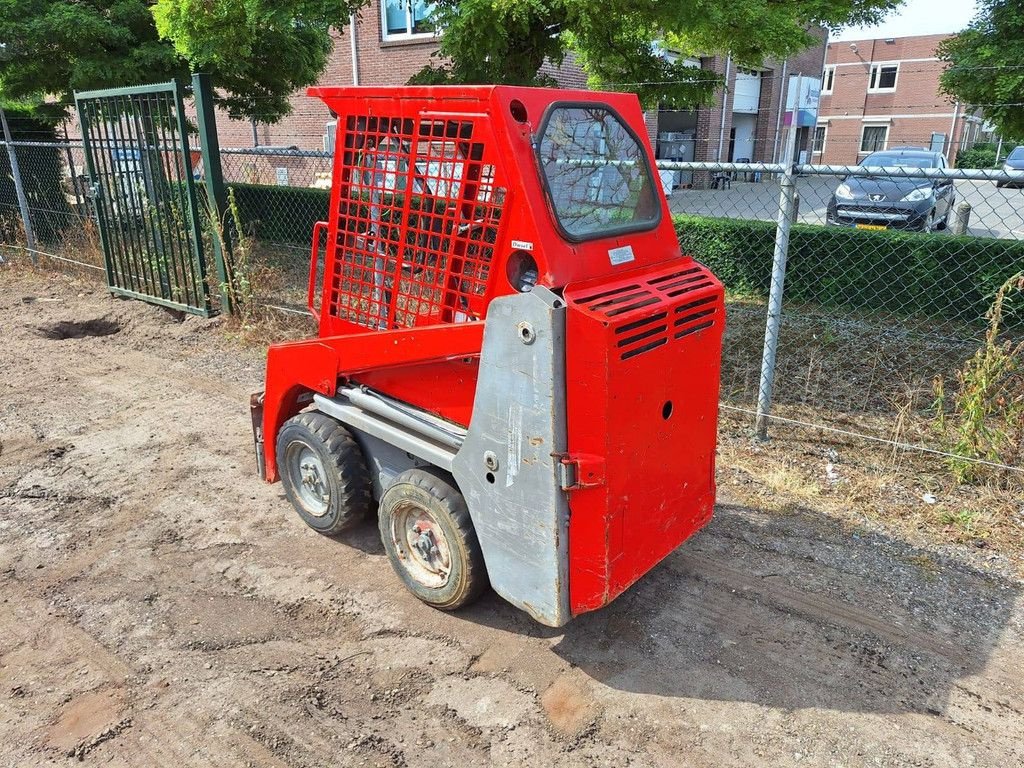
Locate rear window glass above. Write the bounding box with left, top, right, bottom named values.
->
left=862, top=152, right=938, bottom=168
left=537, top=105, right=660, bottom=241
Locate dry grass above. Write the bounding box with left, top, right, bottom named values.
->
left=717, top=405, right=1024, bottom=576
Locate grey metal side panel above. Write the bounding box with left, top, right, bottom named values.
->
left=452, top=287, right=571, bottom=627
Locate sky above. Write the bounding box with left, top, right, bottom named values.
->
left=832, top=0, right=979, bottom=41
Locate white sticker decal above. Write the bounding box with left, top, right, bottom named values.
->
left=608, top=245, right=635, bottom=265
left=511, top=239, right=534, bottom=251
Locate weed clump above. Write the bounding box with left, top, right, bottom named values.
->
left=934, top=272, right=1024, bottom=486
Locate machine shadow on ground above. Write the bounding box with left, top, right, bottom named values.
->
left=452, top=503, right=1020, bottom=717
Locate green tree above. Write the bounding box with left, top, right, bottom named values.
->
left=410, top=0, right=903, bottom=107
left=0, top=1, right=360, bottom=123
left=151, top=0, right=364, bottom=121
left=0, top=0, right=187, bottom=120
left=939, top=0, right=1024, bottom=138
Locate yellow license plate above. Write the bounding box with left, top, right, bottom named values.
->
left=855, top=223, right=887, bottom=231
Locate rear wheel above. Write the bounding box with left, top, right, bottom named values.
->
left=378, top=468, right=487, bottom=610
left=277, top=411, right=372, bottom=535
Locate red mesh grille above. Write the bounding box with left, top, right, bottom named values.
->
left=327, top=114, right=508, bottom=329
left=571, top=262, right=720, bottom=361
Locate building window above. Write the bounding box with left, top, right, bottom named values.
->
left=821, top=66, right=835, bottom=94
left=381, top=0, right=437, bottom=40
left=860, top=124, right=888, bottom=153
left=868, top=63, right=898, bottom=92
left=813, top=125, right=827, bottom=154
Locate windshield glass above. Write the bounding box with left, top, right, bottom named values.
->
left=1008, top=147, right=1024, bottom=162
left=862, top=152, right=938, bottom=168
left=537, top=105, right=660, bottom=240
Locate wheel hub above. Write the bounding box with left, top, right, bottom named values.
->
left=287, top=443, right=330, bottom=517
left=391, top=505, right=452, bottom=588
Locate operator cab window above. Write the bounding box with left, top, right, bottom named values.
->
left=537, top=104, right=660, bottom=241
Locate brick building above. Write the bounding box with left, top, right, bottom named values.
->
left=656, top=32, right=828, bottom=169
left=214, top=4, right=439, bottom=150
left=813, top=33, right=984, bottom=166
left=210, top=4, right=827, bottom=173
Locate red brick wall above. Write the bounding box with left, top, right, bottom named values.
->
left=815, top=34, right=967, bottom=165
left=216, top=12, right=439, bottom=150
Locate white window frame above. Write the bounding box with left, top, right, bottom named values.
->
left=868, top=62, right=899, bottom=93
left=380, top=0, right=437, bottom=41
left=859, top=123, right=889, bottom=154
left=812, top=124, right=828, bottom=155
left=821, top=65, right=835, bottom=95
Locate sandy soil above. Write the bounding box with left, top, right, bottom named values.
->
left=1, top=271, right=1022, bottom=767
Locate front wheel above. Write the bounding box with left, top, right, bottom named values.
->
left=276, top=412, right=372, bottom=535
left=378, top=469, right=487, bottom=610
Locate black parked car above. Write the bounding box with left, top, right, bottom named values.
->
left=826, top=149, right=955, bottom=232
left=996, top=145, right=1024, bottom=189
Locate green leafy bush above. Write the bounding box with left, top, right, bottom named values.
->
left=674, top=215, right=1024, bottom=326
left=956, top=142, right=1000, bottom=169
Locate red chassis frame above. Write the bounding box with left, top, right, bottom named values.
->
left=255, top=85, right=724, bottom=619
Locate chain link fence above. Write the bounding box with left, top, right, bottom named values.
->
left=3, top=130, right=1023, bottom=497
left=0, top=138, right=104, bottom=273
left=664, top=153, right=1023, bottom=491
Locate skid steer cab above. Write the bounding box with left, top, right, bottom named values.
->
left=251, top=85, right=724, bottom=627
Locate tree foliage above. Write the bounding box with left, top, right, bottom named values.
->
left=939, top=0, right=1024, bottom=138
left=411, top=0, right=903, bottom=108
left=0, top=1, right=362, bottom=123
left=0, top=0, right=187, bottom=120
left=151, top=1, right=364, bottom=121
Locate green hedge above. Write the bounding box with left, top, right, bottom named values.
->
left=674, top=215, right=1024, bottom=325
left=227, top=183, right=330, bottom=245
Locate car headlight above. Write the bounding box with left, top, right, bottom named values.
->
left=901, top=187, right=933, bottom=202
left=1003, top=163, right=1013, bottom=171
left=834, top=182, right=855, bottom=200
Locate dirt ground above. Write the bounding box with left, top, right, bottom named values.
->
left=1, top=270, right=1023, bottom=768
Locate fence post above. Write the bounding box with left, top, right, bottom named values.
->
left=950, top=201, right=972, bottom=236
left=755, top=75, right=802, bottom=440
left=0, top=106, right=38, bottom=262
left=192, top=72, right=234, bottom=315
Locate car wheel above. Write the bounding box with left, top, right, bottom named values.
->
left=922, top=209, right=936, bottom=232
left=937, top=206, right=951, bottom=231
left=996, top=181, right=1005, bottom=189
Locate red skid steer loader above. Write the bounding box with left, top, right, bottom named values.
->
left=251, top=86, right=724, bottom=627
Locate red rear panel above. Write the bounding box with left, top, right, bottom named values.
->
left=564, top=259, right=724, bottom=614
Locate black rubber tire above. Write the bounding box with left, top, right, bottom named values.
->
left=276, top=411, right=372, bottom=535
left=378, top=468, right=487, bottom=610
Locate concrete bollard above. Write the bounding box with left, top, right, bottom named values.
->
left=950, top=201, right=972, bottom=235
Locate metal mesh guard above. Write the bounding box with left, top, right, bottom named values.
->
left=328, top=114, right=508, bottom=330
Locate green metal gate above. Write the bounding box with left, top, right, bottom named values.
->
left=75, top=81, right=212, bottom=315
